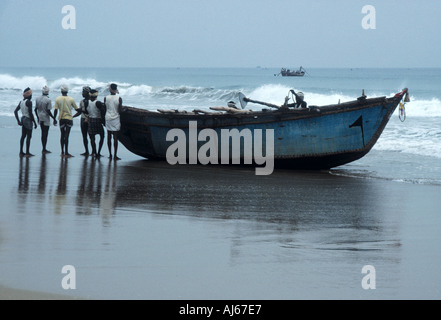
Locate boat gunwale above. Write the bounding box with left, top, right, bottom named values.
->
left=120, top=96, right=394, bottom=129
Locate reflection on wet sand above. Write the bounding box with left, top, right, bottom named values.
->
left=14, top=155, right=120, bottom=225
left=17, top=157, right=30, bottom=194
left=99, top=160, right=117, bottom=226
left=76, top=157, right=92, bottom=215
left=38, top=155, right=47, bottom=194
left=112, top=161, right=402, bottom=261
left=75, top=157, right=104, bottom=216
left=13, top=157, right=402, bottom=254
left=73, top=157, right=118, bottom=225
left=54, top=157, right=69, bottom=215
left=114, top=161, right=385, bottom=226
left=16, top=157, right=31, bottom=214
left=14, top=156, right=401, bottom=233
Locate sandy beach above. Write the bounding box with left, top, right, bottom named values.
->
left=1, top=120, right=441, bottom=300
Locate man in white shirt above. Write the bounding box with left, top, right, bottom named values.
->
left=35, top=85, right=57, bottom=154
left=104, top=83, right=123, bottom=160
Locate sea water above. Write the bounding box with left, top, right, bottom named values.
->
left=1, top=67, right=440, bottom=183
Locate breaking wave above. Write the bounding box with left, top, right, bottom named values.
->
left=1, top=73, right=440, bottom=118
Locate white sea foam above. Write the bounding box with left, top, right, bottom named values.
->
left=2, top=74, right=440, bottom=116
left=50, top=77, right=110, bottom=93
left=248, top=84, right=356, bottom=107
left=120, top=84, right=153, bottom=96
left=398, top=97, right=441, bottom=117
left=0, top=74, right=134, bottom=95
left=0, top=74, right=47, bottom=90
left=249, top=85, right=441, bottom=117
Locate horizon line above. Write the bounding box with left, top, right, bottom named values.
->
left=2, top=66, right=441, bottom=69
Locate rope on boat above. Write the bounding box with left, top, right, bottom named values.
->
left=398, top=88, right=409, bottom=122
left=399, top=102, right=406, bottom=122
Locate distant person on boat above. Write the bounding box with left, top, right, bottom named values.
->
left=53, top=85, right=82, bottom=158
left=86, top=89, right=105, bottom=158
left=35, top=86, right=57, bottom=154
left=104, top=83, right=123, bottom=160
left=79, top=86, right=91, bottom=156
left=14, top=87, right=38, bottom=157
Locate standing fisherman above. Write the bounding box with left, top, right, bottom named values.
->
left=86, top=89, right=105, bottom=158
left=104, top=83, right=123, bottom=160
left=35, top=85, right=57, bottom=154
left=53, top=85, right=81, bottom=158
left=14, top=87, right=38, bottom=157
left=79, top=86, right=91, bottom=156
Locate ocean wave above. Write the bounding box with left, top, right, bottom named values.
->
left=399, top=97, right=441, bottom=117
left=248, top=85, right=441, bottom=117
left=151, top=86, right=240, bottom=103
left=375, top=137, right=441, bottom=159
left=121, top=84, right=153, bottom=96
left=0, top=74, right=47, bottom=91
left=50, top=77, right=111, bottom=93
left=1, top=73, right=440, bottom=117
left=247, top=84, right=355, bottom=108
left=0, top=73, right=130, bottom=95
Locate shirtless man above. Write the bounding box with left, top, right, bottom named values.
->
left=35, top=85, right=57, bottom=154
left=79, top=86, right=91, bottom=156
left=14, top=87, right=38, bottom=157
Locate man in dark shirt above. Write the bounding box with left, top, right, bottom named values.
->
left=291, top=91, right=307, bottom=108
left=283, top=90, right=308, bottom=109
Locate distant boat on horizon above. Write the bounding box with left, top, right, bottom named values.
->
left=275, top=66, right=306, bottom=77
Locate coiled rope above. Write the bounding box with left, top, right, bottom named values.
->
left=399, top=102, right=406, bottom=122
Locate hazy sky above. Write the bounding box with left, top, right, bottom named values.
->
left=1, top=0, right=440, bottom=68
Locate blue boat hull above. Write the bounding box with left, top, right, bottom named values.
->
left=119, top=91, right=407, bottom=169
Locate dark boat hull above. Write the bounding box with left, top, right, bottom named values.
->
left=119, top=91, right=407, bottom=170
left=281, top=71, right=305, bottom=77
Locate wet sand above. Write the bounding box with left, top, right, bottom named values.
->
left=1, top=123, right=441, bottom=300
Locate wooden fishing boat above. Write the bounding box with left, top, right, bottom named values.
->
left=118, top=88, right=410, bottom=170
left=278, top=67, right=306, bottom=77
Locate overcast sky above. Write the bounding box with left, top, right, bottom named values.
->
left=1, top=0, right=440, bottom=68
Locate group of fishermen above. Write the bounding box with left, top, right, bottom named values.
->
left=14, top=83, right=124, bottom=160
